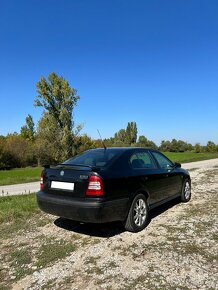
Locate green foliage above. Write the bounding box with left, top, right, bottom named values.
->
left=159, top=140, right=171, bottom=151
left=73, top=134, right=97, bottom=154
left=113, top=122, right=138, bottom=146
left=137, top=135, right=158, bottom=149
left=35, top=72, right=80, bottom=162
left=206, top=141, right=217, bottom=153
left=35, top=112, right=62, bottom=164
left=0, top=134, right=37, bottom=168
left=194, top=143, right=201, bottom=153
left=20, top=114, right=35, bottom=141
left=104, top=137, right=115, bottom=147
left=114, top=129, right=126, bottom=144
left=35, top=72, right=79, bottom=130
left=126, top=121, right=138, bottom=145
left=160, top=139, right=193, bottom=152
left=0, top=136, right=16, bottom=168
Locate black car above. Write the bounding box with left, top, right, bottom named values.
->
left=37, top=148, right=191, bottom=232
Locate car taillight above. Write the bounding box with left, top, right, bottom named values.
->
left=40, top=171, right=45, bottom=190
left=86, top=175, right=104, bottom=196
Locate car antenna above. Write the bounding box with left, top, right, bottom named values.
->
left=97, top=129, right=107, bottom=150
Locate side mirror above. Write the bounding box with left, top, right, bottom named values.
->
left=174, top=162, right=181, bottom=168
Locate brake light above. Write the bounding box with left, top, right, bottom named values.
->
left=86, top=175, right=104, bottom=196
left=40, top=171, right=45, bottom=190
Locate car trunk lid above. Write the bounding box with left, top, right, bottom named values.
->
left=42, top=164, right=102, bottom=197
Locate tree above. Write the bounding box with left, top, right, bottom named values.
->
left=177, top=140, right=188, bottom=152
left=170, top=139, right=179, bottom=152
left=20, top=114, right=35, bottom=141
left=206, top=141, right=216, bottom=153
left=187, top=143, right=193, bottom=151
left=138, top=135, right=148, bottom=147
left=104, top=137, right=115, bottom=147
left=35, top=112, right=63, bottom=164
left=6, top=134, right=29, bottom=167
left=159, top=140, right=171, bottom=152
left=194, top=143, right=201, bottom=153
left=137, top=135, right=158, bottom=149
left=73, top=134, right=97, bottom=154
left=0, top=136, right=13, bottom=168
left=160, top=139, right=191, bottom=152
left=114, top=129, right=126, bottom=144
left=35, top=72, right=80, bottom=161
left=126, top=122, right=137, bottom=145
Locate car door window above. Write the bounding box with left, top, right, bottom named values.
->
left=151, top=152, right=174, bottom=169
left=130, top=152, right=155, bottom=169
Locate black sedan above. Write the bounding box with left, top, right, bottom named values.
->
left=37, top=148, right=191, bottom=232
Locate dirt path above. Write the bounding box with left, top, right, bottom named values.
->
left=0, top=181, right=39, bottom=197
left=182, top=157, right=218, bottom=170
left=1, top=159, right=218, bottom=290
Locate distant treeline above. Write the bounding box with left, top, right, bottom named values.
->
left=0, top=124, right=217, bottom=169
left=1, top=72, right=217, bottom=169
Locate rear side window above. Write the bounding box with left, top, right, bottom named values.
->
left=63, top=150, right=122, bottom=167
left=151, top=152, right=174, bottom=169
left=130, top=152, right=155, bottom=169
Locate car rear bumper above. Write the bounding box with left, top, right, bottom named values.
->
left=37, top=191, right=129, bottom=223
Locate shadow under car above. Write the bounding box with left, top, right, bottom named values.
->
left=54, top=197, right=181, bottom=238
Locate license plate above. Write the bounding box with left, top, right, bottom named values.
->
left=51, top=181, right=74, bottom=191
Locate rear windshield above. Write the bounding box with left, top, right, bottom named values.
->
left=63, top=149, right=123, bottom=168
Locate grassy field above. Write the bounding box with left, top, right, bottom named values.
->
left=165, top=152, right=218, bottom=163
left=0, top=167, right=42, bottom=186
left=0, top=152, right=218, bottom=186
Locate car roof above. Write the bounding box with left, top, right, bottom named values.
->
left=88, top=147, right=154, bottom=152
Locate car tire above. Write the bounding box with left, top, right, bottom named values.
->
left=181, top=179, right=191, bottom=202
left=124, top=194, right=149, bottom=232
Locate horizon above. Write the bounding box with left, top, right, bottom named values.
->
left=0, top=0, right=217, bottom=145
left=0, top=125, right=216, bottom=147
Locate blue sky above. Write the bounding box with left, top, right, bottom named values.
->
left=0, top=0, right=217, bottom=145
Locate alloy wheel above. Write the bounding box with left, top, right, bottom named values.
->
left=133, top=198, right=147, bottom=227
left=184, top=181, right=191, bottom=200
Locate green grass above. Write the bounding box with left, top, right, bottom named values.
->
left=35, top=239, right=76, bottom=268
left=164, top=152, right=218, bottom=163
left=9, top=249, right=33, bottom=280
left=11, top=249, right=32, bottom=266
left=0, top=167, right=42, bottom=186
left=0, top=192, right=55, bottom=243
left=0, top=193, right=50, bottom=240
left=0, top=193, right=39, bottom=223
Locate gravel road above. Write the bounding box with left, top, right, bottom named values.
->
left=3, top=157, right=217, bottom=290
left=182, top=158, right=218, bottom=170
left=0, top=181, right=39, bottom=197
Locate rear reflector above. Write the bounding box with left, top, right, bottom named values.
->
left=40, top=172, right=44, bottom=190
left=86, top=175, right=104, bottom=196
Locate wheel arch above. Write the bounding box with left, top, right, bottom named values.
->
left=130, top=189, right=150, bottom=207
left=124, top=190, right=150, bottom=232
